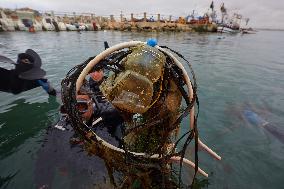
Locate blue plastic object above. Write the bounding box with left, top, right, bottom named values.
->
left=147, top=38, right=157, bottom=47
left=37, top=79, right=50, bottom=92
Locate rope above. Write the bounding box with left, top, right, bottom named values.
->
left=61, top=44, right=200, bottom=188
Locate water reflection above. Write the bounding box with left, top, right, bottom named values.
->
left=34, top=121, right=111, bottom=189
left=0, top=97, right=59, bottom=159
left=0, top=171, right=19, bottom=189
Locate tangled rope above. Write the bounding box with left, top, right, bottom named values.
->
left=61, top=41, right=220, bottom=188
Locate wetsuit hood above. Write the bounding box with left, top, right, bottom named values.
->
left=18, top=49, right=46, bottom=80
left=1, top=49, right=46, bottom=80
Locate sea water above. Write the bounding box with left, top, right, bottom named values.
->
left=0, top=30, right=283, bottom=188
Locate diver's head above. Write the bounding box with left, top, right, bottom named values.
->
left=15, top=53, right=34, bottom=74
left=17, top=53, right=34, bottom=64
left=76, top=94, right=93, bottom=122
left=89, top=69, right=104, bottom=82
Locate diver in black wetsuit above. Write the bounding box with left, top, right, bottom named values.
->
left=66, top=69, right=124, bottom=145
left=0, top=49, right=56, bottom=96
left=89, top=68, right=124, bottom=129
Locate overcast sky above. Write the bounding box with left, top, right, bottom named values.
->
left=1, top=0, right=283, bottom=29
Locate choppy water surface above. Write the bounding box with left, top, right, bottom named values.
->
left=0, top=31, right=284, bottom=189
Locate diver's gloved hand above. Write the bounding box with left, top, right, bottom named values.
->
left=37, top=79, right=57, bottom=96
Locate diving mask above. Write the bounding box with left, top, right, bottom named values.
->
left=76, top=95, right=93, bottom=121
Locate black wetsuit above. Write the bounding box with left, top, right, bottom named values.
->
left=88, top=77, right=124, bottom=140
left=89, top=77, right=102, bottom=93
left=0, top=67, right=55, bottom=95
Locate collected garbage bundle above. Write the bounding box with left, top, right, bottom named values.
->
left=61, top=40, right=221, bottom=188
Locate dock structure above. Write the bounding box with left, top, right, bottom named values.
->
left=105, top=12, right=194, bottom=32
left=0, top=8, right=217, bottom=32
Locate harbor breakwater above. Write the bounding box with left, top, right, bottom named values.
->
left=0, top=8, right=217, bottom=32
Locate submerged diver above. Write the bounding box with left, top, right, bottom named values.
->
left=57, top=68, right=123, bottom=145
left=0, top=49, right=56, bottom=96
left=77, top=72, right=124, bottom=140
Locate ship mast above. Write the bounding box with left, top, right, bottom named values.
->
left=220, top=2, right=227, bottom=24
left=210, top=1, right=217, bottom=23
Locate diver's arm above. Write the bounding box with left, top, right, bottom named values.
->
left=0, top=67, right=13, bottom=93
left=0, top=68, right=29, bottom=94
left=0, top=67, right=35, bottom=94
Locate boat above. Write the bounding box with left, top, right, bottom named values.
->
left=240, top=18, right=255, bottom=34
left=241, top=28, right=257, bottom=34
left=217, top=25, right=240, bottom=34
left=61, top=40, right=221, bottom=187
left=187, top=2, right=218, bottom=32
left=216, top=3, right=243, bottom=34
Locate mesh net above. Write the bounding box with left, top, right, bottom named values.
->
left=61, top=45, right=199, bottom=188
